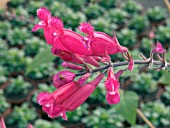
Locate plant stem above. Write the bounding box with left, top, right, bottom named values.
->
left=76, top=60, right=170, bottom=76
left=164, top=0, right=170, bottom=12
left=137, top=109, right=155, bottom=128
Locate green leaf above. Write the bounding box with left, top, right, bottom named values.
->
left=26, top=46, right=56, bottom=74
left=116, top=91, right=139, bottom=125
left=159, top=71, right=170, bottom=85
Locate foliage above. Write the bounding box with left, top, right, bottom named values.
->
left=0, top=90, right=10, bottom=115
left=5, top=75, right=32, bottom=96
left=147, top=6, right=166, bottom=22
left=6, top=103, right=37, bottom=127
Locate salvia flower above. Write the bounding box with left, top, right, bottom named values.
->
left=53, top=70, right=76, bottom=88
left=36, top=74, right=89, bottom=120
left=79, top=22, right=128, bottom=57
left=152, top=41, right=165, bottom=54
left=62, top=73, right=104, bottom=111
left=105, top=68, right=120, bottom=104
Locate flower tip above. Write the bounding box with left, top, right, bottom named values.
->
left=37, top=7, right=51, bottom=21
left=152, top=41, right=165, bottom=53
left=48, top=17, right=64, bottom=31
left=79, top=22, right=94, bottom=35
left=0, top=117, right=6, bottom=128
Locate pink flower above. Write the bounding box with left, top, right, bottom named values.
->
left=128, top=57, right=134, bottom=72
left=36, top=74, right=90, bottom=120
left=105, top=68, right=120, bottom=92
left=0, top=117, right=6, bottom=128
left=152, top=41, right=165, bottom=53
left=53, top=70, right=76, bottom=88
left=79, top=22, right=128, bottom=56
left=105, top=68, right=120, bottom=104
left=106, top=92, right=120, bottom=104
left=61, top=73, right=104, bottom=110
left=62, top=62, right=83, bottom=70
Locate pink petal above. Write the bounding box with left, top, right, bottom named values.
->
left=62, top=73, right=104, bottom=110
left=61, top=30, right=93, bottom=55
left=77, top=73, right=91, bottom=85
left=79, top=22, right=94, bottom=36
left=52, top=82, right=81, bottom=104
left=113, top=35, right=128, bottom=53
left=62, top=62, right=83, bottom=70
left=48, top=17, right=64, bottom=35
left=44, top=28, right=55, bottom=45
left=83, top=56, right=100, bottom=67
left=152, top=42, right=165, bottom=53
left=32, top=23, right=44, bottom=32
left=36, top=92, right=53, bottom=105
left=105, top=79, right=120, bottom=92
left=106, top=92, right=120, bottom=104
left=107, top=68, right=116, bottom=80
left=0, top=117, right=6, bottom=128
left=37, top=7, right=51, bottom=22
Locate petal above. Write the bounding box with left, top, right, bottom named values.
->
left=37, top=7, right=51, bottom=22
left=106, top=92, right=120, bottom=104
left=32, top=23, right=44, bottom=32
left=44, top=28, right=55, bottom=45
left=62, top=62, right=83, bottom=70
left=152, top=42, right=165, bottom=53
left=79, top=22, right=94, bottom=36
left=36, top=92, right=52, bottom=105
left=0, top=117, right=6, bottom=128
left=61, top=30, right=93, bottom=55
left=83, top=56, right=100, bottom=67
left=27, top=124, right=33, bottom=128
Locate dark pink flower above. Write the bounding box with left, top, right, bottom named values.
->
left=62, top=73, right=104, bottom=110
left=128, top=57, right=134, bottom=72
left=53, top=70, right=76, bottom=88
left=106, top=91, right=120, bottom=104
left=79, top=23, right=128, bottom=56
left=152, top=42, right=165, bottom=53
left=62, top=62, right=83, bottom=70
left=105, top=68, right=120, bottom=104
left=105, top=68, right=120, bottom=92
left=0, top=117, right=6, bottom=128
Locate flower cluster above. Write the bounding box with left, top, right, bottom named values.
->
left=32, top=7, right=135, bottom=120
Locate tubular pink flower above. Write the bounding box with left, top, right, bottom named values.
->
left=62, top=73, right=104, bottom=111
left=106, top=91, right=120, bottom=104
left=53, top=70, right=76, bottom=88
left=152, top=41, right=165, bottom=53
left=105, top=68, right=121, bottom=104
left=0, top=117, right=6, bottom=128
left=79, top=23, right=128, bottom=56
left=62, top=62, right=83, bottom=70
left=128, top=57, right=134, bottom=72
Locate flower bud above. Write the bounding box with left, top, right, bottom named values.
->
left=53, top=70, right=76, bottom=88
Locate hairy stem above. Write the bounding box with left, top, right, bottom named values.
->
left=76, top=59, right=170, bottom=76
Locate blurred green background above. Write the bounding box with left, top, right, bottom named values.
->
left=0, top=0, right=170, bottom=128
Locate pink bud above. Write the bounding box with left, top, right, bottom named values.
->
left=107, top=68, right=116, bottom=80
left=62, top=62, right=83, bottom=70
left=115, top=70, right=125, bottom=79
left=152, top=41, right=165, bottom=53
left=53, top=70, right=76, bottom=88
left=106, top=92, right=120, bottom=104
left=28, top=123, right=33, bottom=128
left=0, top=117, right=6, bottom=128
left=128, top=57, right=134, bottom=72
left=62, top=73, right=104, bottom=110
left=83, top=56, right=100, bottom=67
left=77, top=73, right=91, bottom=85
left=149, top=31, right=155, bottom=39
